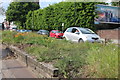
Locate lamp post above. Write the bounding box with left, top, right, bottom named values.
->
left=32, top=11, right=34, bottom=31
left=62, top=23, right=64, bottom=31
left=74, top=0, right=76, bottom=26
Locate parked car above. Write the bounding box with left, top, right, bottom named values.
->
left=0, top=23, right=4, bottom=30
left=63, top=27, right=101, bottom=42
left=9, top=27, right=17, bottom=31
left=50, top=30, right=64, bottom=38
left=37, top=30, right=49, bottom=35
left=17, top=30, right=32, bottom=33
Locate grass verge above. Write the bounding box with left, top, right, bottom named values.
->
left=2, top=31, right=118, bottom=78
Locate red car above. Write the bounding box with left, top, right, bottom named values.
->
left=50, top=30, right=64, bottom=38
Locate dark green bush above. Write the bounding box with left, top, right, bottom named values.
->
left=26, top=2, right=101, bottom=31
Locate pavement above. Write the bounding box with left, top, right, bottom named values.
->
left=0, top=44, right=37, bottom=78
left=100, top=38, right=120, bottom=44
left=111, top=39, right=120, bottom=44
left=2, top=59, right=37, bottom=78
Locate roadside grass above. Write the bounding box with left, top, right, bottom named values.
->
left=82, top=43, right=118, bottom=78
left=2, top=30, right=17, bottom=44
left=2, top=31, right=118, bottom=78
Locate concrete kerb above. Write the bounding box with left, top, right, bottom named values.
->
left=3, top=44, right=59, bottom=78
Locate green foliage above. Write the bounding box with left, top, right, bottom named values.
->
left=6, top=2, right=39, bottom=28
left=86, top=44, right=118, bottom=78
left=111, top=2, right=120, bottom=6
left=2, top=31, right=118, bottom=78
left=65, top=0, right=101, bottom=2
left=2, top=31, right=17, bottom=44
left=14, top=35, right=24, bottom=43
left=26, top=2, right=106, bottom=31
left=0, top=2, right=5, bottom=15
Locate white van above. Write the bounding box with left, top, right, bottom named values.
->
left=63, top=27, right=101, bottom=43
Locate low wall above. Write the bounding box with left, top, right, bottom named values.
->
left=97, top=30, right=120, bottom=40
left=7, top=45, right=59, bottom=78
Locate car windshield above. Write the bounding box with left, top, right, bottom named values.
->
left=79, top=28, right=95, bottom=34
left=55, top=31, right=63, bottom=33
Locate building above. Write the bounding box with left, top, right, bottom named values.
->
left=95, top=4, right=120, bottom=42
left=3, top=19, right=10, bottom=29
left=95, top=4, right=120, bottom=29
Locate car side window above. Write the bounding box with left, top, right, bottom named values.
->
left=71, top=28, right=80, bottom=34
left=52, top=31, right=55, bottom=33
left=66, top=28, right=72, bottom=32
left=74, top=29, right=80, bottom=34
left=72, top=28, right=77, bottom=33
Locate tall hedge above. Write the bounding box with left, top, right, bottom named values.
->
left=26, top=2, right=103, bottom=31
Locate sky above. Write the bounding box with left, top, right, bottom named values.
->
left=0, top=0, right=113, bottom=23
left=0, top=0, right=12, bottom=23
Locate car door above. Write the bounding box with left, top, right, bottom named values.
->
left=72, top=29, right=81, bottom=42
left=69, top=28, right=79, bottom=42
left=64, top=28, right=73, bottom=40
left=50, top=31, right=55, bottom=37
left=39, top=31, right=42, bottom=34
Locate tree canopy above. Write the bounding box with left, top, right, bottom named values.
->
left=0, top=2, right=5, bottom=15
left=6, top=2, right=39, bottom=27
left=26, top=2, right=105, bottom=31
left=65, top=0, right=100, bottom=2
left=111, top=2, right=120, bottom=6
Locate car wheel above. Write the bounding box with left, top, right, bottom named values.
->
left=78, top=39, right=84, bottom=43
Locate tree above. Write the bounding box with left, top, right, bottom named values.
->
left=111, top=2, right=120, bottom=6
left=26, top=2, right=95, bottom=30
left=26, top=2, right=106, bottom=31
left=65, top=0, right=104, bottom=2
left=0, top=2, right=5, bottom=15
left=6, top=2, right=39, bottom=28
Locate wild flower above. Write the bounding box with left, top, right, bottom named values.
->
left=14, top=32, right=27, bottom=37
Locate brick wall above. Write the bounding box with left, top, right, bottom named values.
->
left=97, top=30, right=120, bottom=39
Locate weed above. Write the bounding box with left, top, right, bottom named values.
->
left=2, top=31, right=118, bottom=78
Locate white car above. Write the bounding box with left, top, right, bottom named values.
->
left=63, top=27, right=101, bottom=43
left=9, top=27, right=17, bottom=31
